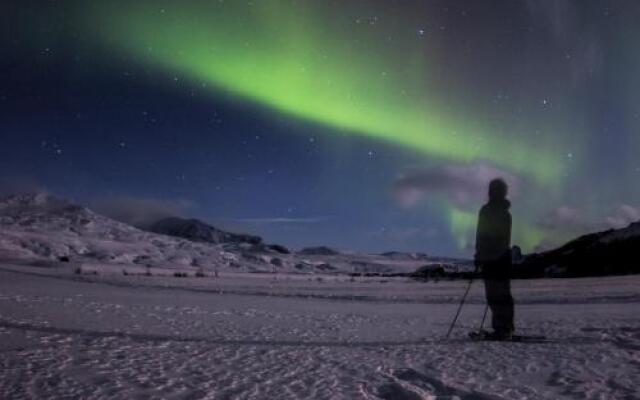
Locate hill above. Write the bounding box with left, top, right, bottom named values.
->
left=518, top=222, right=640, bottom=278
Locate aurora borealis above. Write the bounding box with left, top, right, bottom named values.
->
left=2, top=1, right=640, bottom=255
left=87, top=1, right=563, bottom=183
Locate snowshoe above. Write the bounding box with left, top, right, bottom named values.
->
left=469, top=329, right=547, bottom=342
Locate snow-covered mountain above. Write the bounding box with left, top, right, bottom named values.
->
left=0, top=193, right=230, bottom=269
left=0, top=193, right=458, bottom=274
left=520, top=222, right=640, bottom=277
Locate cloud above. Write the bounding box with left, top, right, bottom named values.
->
left=539, top=206, right=585, bottom=231
left=538, top=204, right=640, bottom=240
left=90, top=195, right=194, bottom=228
left=392, top=162, right=521, bottom=209
left=605, top=204, right=640, bottom=229
left=366, top=226, right=439, bottom=242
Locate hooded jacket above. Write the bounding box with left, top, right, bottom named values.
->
left=474, top=198, right=512, bottom=264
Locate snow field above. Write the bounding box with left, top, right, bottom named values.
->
left=0, top=264, right=638, bottom=399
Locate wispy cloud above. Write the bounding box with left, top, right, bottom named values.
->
left=237, top=216, right=331, bottom=224
left=539, top=206, right=586, bottom=231
left=366, top=226, right=439, bottom=242
left=392, top=161, right=521, bottom=209
left=605, top=204, right=640, bottom=229
left=538, top=204, right=640, bottom=239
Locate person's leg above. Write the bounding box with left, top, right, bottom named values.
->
left=504, top=279, right=515, bottom=333
left=483, top=279, right=501, bottom=332
left=485, top=279, right=513, bottom=335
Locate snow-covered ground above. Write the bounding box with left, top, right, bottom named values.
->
left=1, top=263, right=638, bottom=399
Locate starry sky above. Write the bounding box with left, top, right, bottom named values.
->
left=2, top=1, right=640, bottom=256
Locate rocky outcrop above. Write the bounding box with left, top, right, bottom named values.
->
left=148, top=217, right=262, bottom=245
left=298, top=246, right=339, bottom=256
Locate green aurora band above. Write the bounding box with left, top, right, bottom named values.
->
left=86, top=1, right=564, bottom=183
left=82, top=1, right=575, bottom=250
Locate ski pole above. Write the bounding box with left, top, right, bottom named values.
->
left=445, top=278, right=474, bottom=339
left=479, top=304, right=489, bottom=331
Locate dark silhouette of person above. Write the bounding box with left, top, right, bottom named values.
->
left=474, top=178, right=514, bottom=339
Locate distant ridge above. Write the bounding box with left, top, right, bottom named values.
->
left=148, top=217, right=262, bottom=245
left=379, top=251, right=431, bottom=261
left=297, top=246, right=340, bottom=256
left=520, top=221, right=640, bottom=277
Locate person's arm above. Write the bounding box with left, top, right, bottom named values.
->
left=502, top=212, right=512, bottom=264
left=474, top=208, right=485, bottom=270
left=506, top=213, right=512, bottom=250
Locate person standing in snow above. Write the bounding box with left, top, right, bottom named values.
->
left=474, top=178, right=514, bottom=339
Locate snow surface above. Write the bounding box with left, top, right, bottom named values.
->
left=1, top=263, right=638, bottom=399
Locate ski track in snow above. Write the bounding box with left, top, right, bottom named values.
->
left=0, top=265, right=639, bottom=400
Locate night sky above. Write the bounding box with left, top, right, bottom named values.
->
left=2, top=1, right=640, bottom=256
